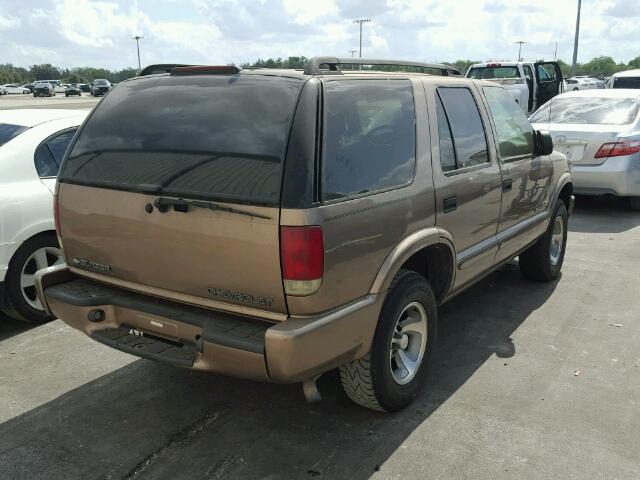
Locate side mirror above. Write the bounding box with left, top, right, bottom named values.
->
left=534, top=130, right=554, bottom=156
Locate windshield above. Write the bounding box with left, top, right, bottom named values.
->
left=530, top=97, right=640, bottom=125
left=613, top=77, right=640, bottom=89
left=60, top=74, right=303, bottom=205
left=94, top=80, right=109, bottom=85
left=0, top=123, right=29, bottom=147
left=467, top=66, right=520, bottom=80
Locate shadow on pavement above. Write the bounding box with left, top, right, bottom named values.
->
left=0, top=313, right=39, bottom=341
left=570, top=195, right=640, bottom=234
left=0, top=265, right=558, bottom=480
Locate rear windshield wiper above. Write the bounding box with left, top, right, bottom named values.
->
left=153, top=197, right=271, bottom=220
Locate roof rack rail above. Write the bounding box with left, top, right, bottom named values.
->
left=303, top=57, right=462, bottom=76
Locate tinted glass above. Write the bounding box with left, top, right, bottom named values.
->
left=436, top=95, right=456, bottom=172
left=437, top=88, right=489, bottom=169
left=47, top=129, right=77, bottom=164
left=613, top=77, right=640, bottom=89
left=483, top=87, right=534, bottom=158
left=34, top=145, right=58, bottom=177
left=0, top=123, right=29, bottom=147
left=467, top=67, right=519, bottom=80
left=322, top=79, right=416, bottom=200
left=530, top=97, right=640, bottom=125
left=537, top=64, right=556, bottom=81
left=61, top=75, right=303, bottom=205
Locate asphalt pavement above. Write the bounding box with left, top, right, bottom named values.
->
left=0, top=196, right=638, bottom=480
left=0, top=93, right=100, bottom=110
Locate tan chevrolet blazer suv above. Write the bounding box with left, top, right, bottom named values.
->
left=35, top=58, right=573, bottom=412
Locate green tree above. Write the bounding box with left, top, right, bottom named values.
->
left=450, top=60, right=480, bottom=75
left=580, top=56, right=618, bottom=77
left=627, top=56, right=640, bottom=70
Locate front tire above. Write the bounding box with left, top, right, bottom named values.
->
left=340, top=269, right=437, bottom=412
left=519, top=201, right=568, bottom=282
left=4, top=234, right=63, bottom=323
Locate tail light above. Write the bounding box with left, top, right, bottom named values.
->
left=280, top=226, right=324, bottom=296
left=595, top=140, right=640, bottom=158
left=53, top=194, right=61, bottom=237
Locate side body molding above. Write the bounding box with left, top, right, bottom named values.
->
left=370, top=227, right=456, bottom=294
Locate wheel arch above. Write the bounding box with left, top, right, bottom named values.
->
left=370, top=227, right=456, bottom=302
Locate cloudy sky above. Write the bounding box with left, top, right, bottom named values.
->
left=0, top=0, right=638, bottom=70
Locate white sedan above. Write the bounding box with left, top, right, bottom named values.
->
left=0, top=109, right=89, bottom=322
left=565, top=76, right=599, bottom=91
left=2, top=84, right=31, bottom=94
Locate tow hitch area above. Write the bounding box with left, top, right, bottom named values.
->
left=91, top=326, right=198, bottom=367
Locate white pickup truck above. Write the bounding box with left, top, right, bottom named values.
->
left=466, top=61, right=564, bottom=115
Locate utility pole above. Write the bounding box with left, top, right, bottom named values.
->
left=350, top=50, right=358, bottom=58
left=554, top=41, right=558, bottom=60
left=514, top=41, right=526, bottom=61
left=133, top=35, right=143, bottom=71
left=353, top=19, right=371, bottom=58
left=570, top=0, right=581, bottom=77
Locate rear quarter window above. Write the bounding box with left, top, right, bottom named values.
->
left=0, top=123, right=29, bottom=147
left=322, top=79, right=416, bottom=200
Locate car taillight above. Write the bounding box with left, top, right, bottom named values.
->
left=594, top=140, right=640, bottom=158
left=280, top=226, right=324, bottom=296
left=53, top=194, right=61, bottom=237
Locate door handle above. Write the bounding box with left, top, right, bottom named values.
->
left=443, top=195, right=457, bottom=213
left=502, top=178, right=513, bottom=192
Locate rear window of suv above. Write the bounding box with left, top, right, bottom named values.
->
left=60, top=74, right=303, bottom=205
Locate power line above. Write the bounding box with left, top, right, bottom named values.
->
left=514, top=41, right=527, bottom=62
left=353, top=19, right=371, bottom=58
left=133, top=35, right=143, bottom=71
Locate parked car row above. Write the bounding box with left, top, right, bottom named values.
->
left=1, top=59, right=637, bottom=414
left=1, top=80, right=112, bottom=98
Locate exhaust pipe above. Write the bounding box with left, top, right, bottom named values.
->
left=302, top=376, right=322, bottom=403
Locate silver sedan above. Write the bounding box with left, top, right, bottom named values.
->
left=530, top=89, right=640, bottom=210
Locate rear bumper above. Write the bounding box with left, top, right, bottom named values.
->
left=571, top=157, right=640, bottom=196
left=35, top=265, right=382, bottom=383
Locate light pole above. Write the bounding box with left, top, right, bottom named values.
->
left=570, top=0, right=581, bottom=77
left=514, top=41, right=526, bottom=61
left=133, top=35, right=143, bottom=71
left=353, top=19, right=371, bottom=58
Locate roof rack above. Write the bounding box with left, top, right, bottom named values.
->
left=303, top=57, right=462, bottom=76
left=138, top=64, right=193, bottom=76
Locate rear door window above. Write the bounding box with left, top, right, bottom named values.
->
left=322, top=79, right=416, bottom=200
left=436, top=87, right=489, bottom=170
left=60, top=75, right=303, bottom=205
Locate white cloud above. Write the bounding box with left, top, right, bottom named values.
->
left=0, top=0, right=638, bottom=70
left=0, top=14, right=20, bottom=29
left=283, top=0, right=338, bottom=24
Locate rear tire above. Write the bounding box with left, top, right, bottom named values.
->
left=630, top=197, right=640, bottom=211
left=4, top=234, right=62, bottom=323
left=519, top=202, right=568, bottom=282
left=339, top=269, right=437, bottom=412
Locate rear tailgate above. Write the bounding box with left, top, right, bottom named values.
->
left=57, top=72, right=304, bottom=318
